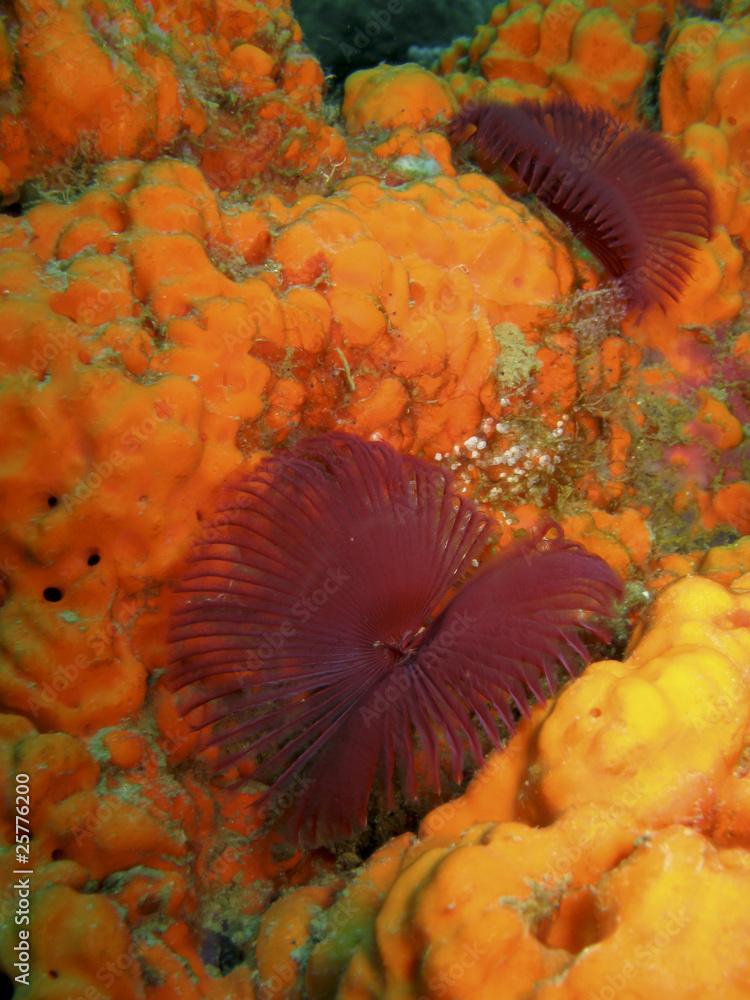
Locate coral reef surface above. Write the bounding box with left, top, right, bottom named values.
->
left=0, top=0, right=748, bottom=996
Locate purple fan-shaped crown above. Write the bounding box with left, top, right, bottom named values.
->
left=449, top=97, right=714, bottom=312
left=167, top=432, right=621, bottom=845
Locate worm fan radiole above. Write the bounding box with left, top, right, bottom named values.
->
left=167, top=433, right=622, bottom=845
left=448, top=97, right=714, bottom=312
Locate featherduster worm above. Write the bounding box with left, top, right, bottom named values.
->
left=448, top=97, right=714, bottom=312
left=167, top=433, right=622, bottom=845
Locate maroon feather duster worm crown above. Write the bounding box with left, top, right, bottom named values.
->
left=448, top=97, right=714, bottom=312
left=167, top=432, right=622, bottom=846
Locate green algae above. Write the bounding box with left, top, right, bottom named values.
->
left=493, top=321, right=540, bottom=390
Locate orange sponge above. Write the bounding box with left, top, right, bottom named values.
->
left=0, top=0, right=346, bottom=201
left=439, top=0, right=669, bottom=121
